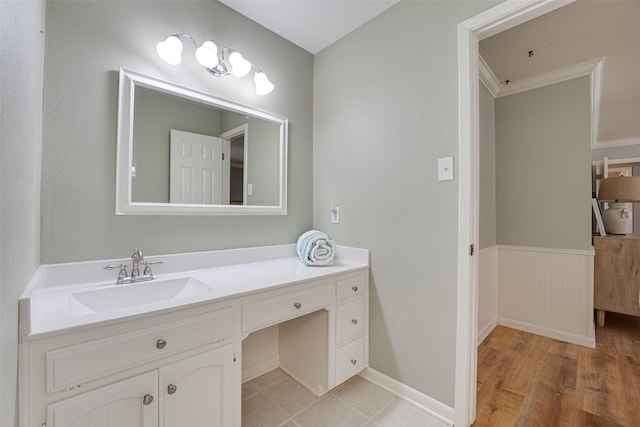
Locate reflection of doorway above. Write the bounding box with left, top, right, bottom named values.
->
left=229, top=135, right=245, bottom=205
left=220, top=124, right=249, bottom=206
left=169, top=129, right=225, bottom=204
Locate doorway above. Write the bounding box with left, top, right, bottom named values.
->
left=455, top=1, right=574, bottom=426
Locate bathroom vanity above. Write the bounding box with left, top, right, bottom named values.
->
left=19, top=245, right=369, bottom=427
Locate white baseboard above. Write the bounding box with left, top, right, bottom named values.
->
left=242, top=355, right=279, bottom=383
left=477, top=321, right=497, bottom=346
left=359, top=368, right=454, bottom=426
left=497, top=317, right=595, bottom=348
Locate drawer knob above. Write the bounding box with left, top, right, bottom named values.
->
left=167, top=384, right=177, bottom=394
left=352, top=318, right=358, bottom=325
left=156, top=339, right=167, bottom=349
left=294, top=302, right=302, bottom=309
left=352, top=286, right=359, bottom=292
left=143, top=394, right=154, bottom=405
left=350, top=359, right=357, bottom=365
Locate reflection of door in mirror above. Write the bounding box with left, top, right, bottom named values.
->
left=169, top=130, right=227, bottom=204
left=220, top=124, right=248, bottom=206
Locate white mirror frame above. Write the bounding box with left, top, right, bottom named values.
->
left=116, top=68, right=288, bottom=215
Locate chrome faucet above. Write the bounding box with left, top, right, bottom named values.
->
left=104, top=248, right=163, bottom=284
left=131, top=248, right=144, bottom=279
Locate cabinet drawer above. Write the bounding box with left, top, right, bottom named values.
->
left=336, top=274, right=366, bottom=302
left=335, top=337, right=365, bottom=386
left=336, top=299, right=365, bottom=345
left=46, top=307, right=234, bottom=393
left=243, top=283, right=333, bottom=332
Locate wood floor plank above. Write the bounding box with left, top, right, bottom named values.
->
left=474, top=313, right=640, bottom=427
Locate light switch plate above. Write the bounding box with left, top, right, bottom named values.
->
left=438, top=156, right=454, bottom=181
left=330, top=204, right=340, bottom=224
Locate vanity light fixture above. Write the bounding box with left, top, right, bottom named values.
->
left=156, top=33, right=274, bottom=96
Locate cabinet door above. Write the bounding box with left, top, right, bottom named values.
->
left=46, top=371, right=158, bottom=427
left=160, top=344, right=234, bottom=427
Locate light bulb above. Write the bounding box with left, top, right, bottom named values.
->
left=156, top=36, right=183, bottom=65
left=229, top=51, right=252, bottom=77
left=195, top=41, right=219, bottom=68
left=254, top=72, right=274, bottom=95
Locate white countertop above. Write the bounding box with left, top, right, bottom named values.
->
left=19, top=244, right=369, bottom=341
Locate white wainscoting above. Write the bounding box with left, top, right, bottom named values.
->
left=478, top=246, right=498, bottom=345
left=497, top=245, right=595, bottom=348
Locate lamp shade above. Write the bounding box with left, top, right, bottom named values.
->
left=229, top=52, right=252, bottom=77
left=195, top=41, right=219, bottom=68
left=156, top=36, right=183, bottom=65
left=598, top=176, right=640, bottom=202
left=254, top=72, right=274, bottom=95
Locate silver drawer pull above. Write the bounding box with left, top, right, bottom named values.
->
left=294, top=302, right=302, bottom=309
left=143, top=394, right=154, bottom=405
left=156, top=339, right=167, bottom=349
left=350, top=359, right=357, bottom=365
left=167, top=384, right=177, bottom=394
left=352, top=318, right=358, bottom=325
left=352, top=286, right=359, bottom=292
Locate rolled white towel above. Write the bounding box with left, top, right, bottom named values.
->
left=296, top=230, right=335, bottom=266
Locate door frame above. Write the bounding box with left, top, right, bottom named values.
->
left=220, top=124, right=249, bottom=205
left=455, top=1, right=576, bottom=426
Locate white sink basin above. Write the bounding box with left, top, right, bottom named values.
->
left=69, top=277, right=212, bottom=315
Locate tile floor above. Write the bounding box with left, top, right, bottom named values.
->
left=242, top=369, right=450, bottom=427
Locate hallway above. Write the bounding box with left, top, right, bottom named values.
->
left=474, top=313, right=640, bottom=426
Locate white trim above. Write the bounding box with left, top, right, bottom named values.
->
left=359, top=368, right=454, bottom=426
left=590, top=59, right=605, bottom=149
left=594, top=136, right=640, bottom=150
left=477, top=321, right=497, bottom=346
left=457, top=1, right=576, bottom=426
left=497, top=317, right=596, bottom=348
left=489, top=57, right=604, bottom=149
left=478, top=55, right=501, bottom=97
left=496, top=244, right=594, bottom=257
left=115, top=68, right=288, bottom=216
left=456, top=18, right=478, bottom=427
left=477, top=246, right=498, bottom=346
left=606, top=155, right=640, bottom=166
left=496, top=57, right=604, bottom=98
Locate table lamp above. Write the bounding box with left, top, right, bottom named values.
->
left=597, top=176, right=640, bottom=234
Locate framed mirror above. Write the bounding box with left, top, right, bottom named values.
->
left=116, top=69, right=288, bottom=215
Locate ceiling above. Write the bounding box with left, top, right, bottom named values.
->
left=219, top=0, right=400, bottom=54
left=220, top=0, right=640, bottom=145
left=480, top=0, right=640, bottom=144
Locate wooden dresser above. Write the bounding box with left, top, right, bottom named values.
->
left=593, top=235, right=640, bottom=326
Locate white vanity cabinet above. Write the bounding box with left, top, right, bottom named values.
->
left=334, top=273, right=368, bottom=385
left=46, top=371, right=159, bottom=427
left=45, top=344, right=234, bottom=427
left=19, top=245, right=370, bottom=427
left=159, top=345, right=234, bottom=427
left=21, top=304, right=237, bottom=427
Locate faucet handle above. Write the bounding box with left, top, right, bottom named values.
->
left=143, top=260, right=164, bottom=276
left=104, top=264, right=128, bottom=283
